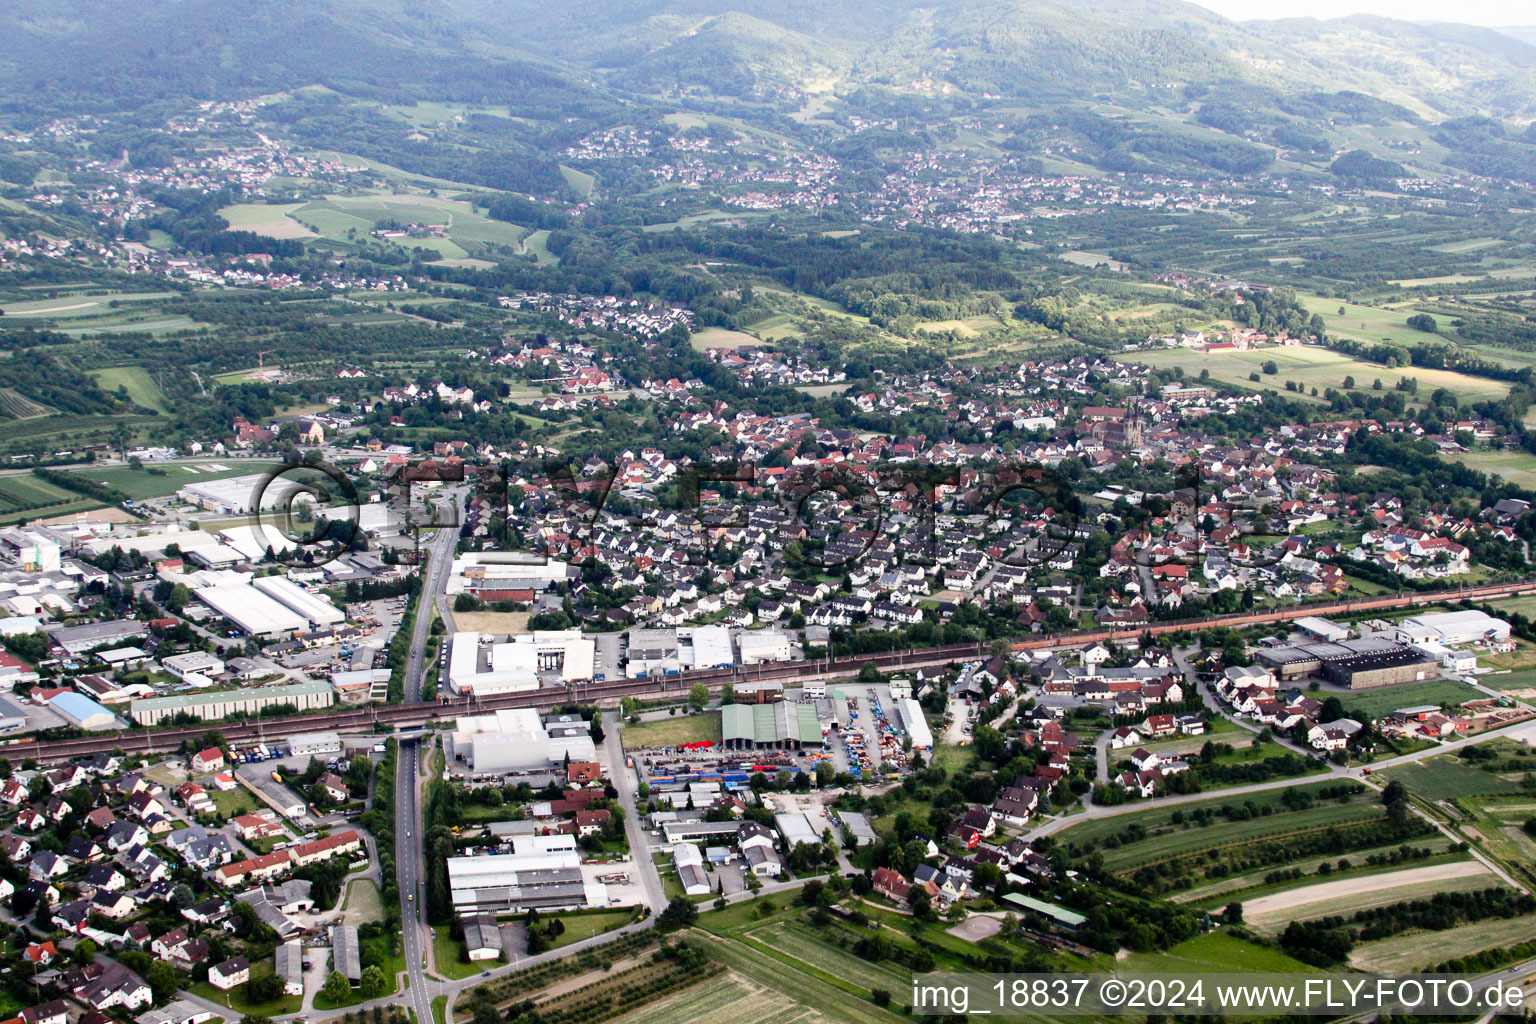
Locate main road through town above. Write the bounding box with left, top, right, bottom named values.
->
left=398, top=514, right=459, bottom=1024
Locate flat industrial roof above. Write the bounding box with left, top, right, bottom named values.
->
left=196, top=585, right=307, bottom=635
left=129, top=680, right=332, bottom=713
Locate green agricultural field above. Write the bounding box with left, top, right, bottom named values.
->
left=286, top=193, right=526, bottom=256
left=1244, top=864, right=1499, bottom=934
left=0, top=389, right=52, bottom=419
left=1296, top=294, right=1445, bottom=346
left=89, top=366, right=171, bottom=413
left=1119, top=930, right=1314, bottom=974
left=1334, top=679, right=1481, bottom=719
left=1177, top=840, right=1466, bottom=907
left=1096, top=801, right=1386, bottom=874
left=1455, top=798, right=1536, bottom=887
left=1349, top=912, right=1536, bottom=972
left=216, top=202, right=318, bottom=240
left=1377, top=756, right=1521, bottom=802
left=691, top=327, right=763, bottom=351
left=611, top=970, right=821, bottom=1024
left=60, top=462, right=280, bottom=502
left=547, top=908, right=635, bottom=949
left=744, top=920, right=911, bottom=994
left=1115, top=345, right=1509, bottom=404
left=1446, top=450, right=1536, bottom=490
left=621, top=713, right=722, bottom=748
left=0, top=414, right=158, bottom=452
left=0, top=474, right=78, bottom=513
left=1056, top=780, right=1367, bottom=850
left=560, top=165, right=596, bottom=198
left=693, top=931, right=908, bottom=1024
left=522, top=229, right=556, bottom=263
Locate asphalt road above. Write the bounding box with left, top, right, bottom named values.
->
left=396, top=509, right=457, bottom=1024
left=397, top=737, right=432, bottom=1024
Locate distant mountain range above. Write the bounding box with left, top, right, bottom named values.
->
left=4, top=0, right=1535, bottom=121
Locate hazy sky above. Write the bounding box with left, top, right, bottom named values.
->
left=1191, top=0, right=1522, bottom=26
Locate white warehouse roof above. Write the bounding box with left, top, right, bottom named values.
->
left=253, top=576, right=346, bottom=628
left=197, top=585, right=308, bottom=636
left=899, top=698, right=933, bottom=749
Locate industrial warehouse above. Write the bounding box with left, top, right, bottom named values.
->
left=446, top=630, right=595, bottom=696
left=1396, top=609, right=1513, bottom=646
left=129, top=680, right=335, bottom=725
left=446, top=836, right=609, bottom=914
left=720, top=702, right=824, bottom=750
left=449, top=708, right=598, bottom=773
left=1255, top=636, right=1437, bottom=688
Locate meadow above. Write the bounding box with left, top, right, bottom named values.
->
left=1376, top=756, right=1520, bottom=802
left=1115, top=345, right=1509, bottom=405
left=59, top=462, right=278, bottom=502
left=1055, top=780, right=1369, bottom=850
left=1096, top=800, right=1385, bottom=874
left=1349, top=912, right=1536, bottom=972
left=1334, top=679, right=1481, bottom=719
left=1445, top=449, right=1536, bottom=490
left=89, top=366, right=171, bottom=413
left=620, top=714, right=722, bottom=748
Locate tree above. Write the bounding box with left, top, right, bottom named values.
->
left=1342, top=376, right=1355, bottom=389
left=1225, top=901, right=1243, bottom=923
left=147, top=961, right=179, bottom=1001
left=1407, top=313, right=1438, bottom=333
left=360, top=964, right=387, bottom=998
left=1262, top=361, right=1278, bottom=375
left=73, top=939, right=97, bottom=967
left=909, top=888, right=933, bottom=920
left=246, top=974, right=284, bottom=1003
left=323, top=970, right=352, bottom=1003
left=858, top=662, right=883, bottom=682
left=659, top=896, right=699, bottom=929
left=687, top=684, right=709, bottom=711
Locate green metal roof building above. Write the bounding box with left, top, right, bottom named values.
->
left=721, top=701, right=823, bottom=749
left=1002, top=892, right=1086, bottom=932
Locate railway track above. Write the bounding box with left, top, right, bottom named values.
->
left=19, top=577, right=1536, bottom=764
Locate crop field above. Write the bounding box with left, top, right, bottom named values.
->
left=1376, top=756, right=1520, bottom=802
left=217, top=202, right=320, bottom=239
left=59, top=462, right=276, bottom=502
left=1349, top=912, right=1536, bottom=972
left=1116, top=345, right=1510, bottom=404
left=693, top=932, right=906, bottom=1024
left=691, top=327, right=763, bottom=351
left=1296, top=294, right=1445, bottom=346
left=0, top=474, right=78, bottom=513
left=0, top=389, right=52, bottom=419
left=0, top=413, right=158, bottom=451
left=1056, top=781, right=1364, bottom=849
left=1244, top=861, right=1497, bottom=934
left=1120, top=931, right=1313, bottom=974
left=1456, top=798, right=1536, bottom=877
left=1445, top=450, right=1536, bottom=490
left=612, top=971, right=824, bottom=1024
left=1176, top=839, right=1466, bottom=907
left=1334, top=679, right=1481, bottom=719
left=0, top=290, right=177, bottom=319
left=89, top=366, right=171, bottom=413
left=621, top=714, right=722, bottom=748
left=1096, top=801, right=1385, bottom=873
left=275, top=193, right=527, bottom=257
left=744, top=920, right=910, bottom=994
